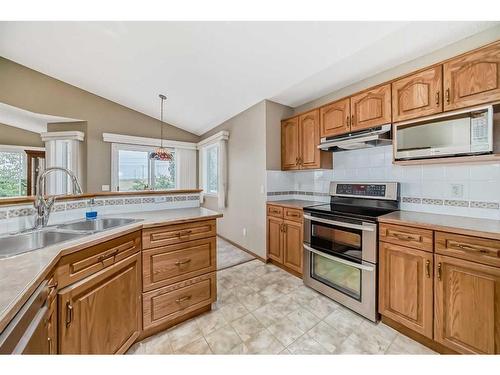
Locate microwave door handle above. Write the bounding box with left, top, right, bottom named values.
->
left=303, top=214, right=375, bottom=232
left=304, top=244, right=375, bottom=272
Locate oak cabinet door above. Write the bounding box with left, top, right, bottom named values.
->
left=282, top=220, right=303, bottom=275
left=434, top=255, right=500, bottom=354
left=350, top=84, right=392, bottom=131
left=298, top=109, right=321, bottom=169
left=392, top=66, right=443, bottom=122
left=320, top=98, right=351, bottom=137
left=443, top=42, right=500, bottom=110
left=379, top=242, right=434, bottom=339
left=267, top=216, right=283, bottom=263
left=281, top=117, right=300, bottom=170
left=58, top=254, right=141, bottom=354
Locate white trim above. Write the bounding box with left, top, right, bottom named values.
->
left=0, top=144, right=45, bottom=152
left=103, top=132, right=197, bottom=150
left=41, top=131, right=85, bottom=142
left=196, top=130, right=229, bottom=149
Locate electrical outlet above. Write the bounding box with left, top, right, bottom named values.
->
left=450, top=183, right=464, bottom=199
left=243, top=228, right=247, bottom=237
left=101, top=185, right=110, bottom=191
left=154, top=196, right=167, bottom=203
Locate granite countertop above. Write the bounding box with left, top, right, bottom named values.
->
left=378, top=210, right=500, bottom=240
left=267, top=199, right=325, bottom=209
left=0, top=207, right=222, bottom=333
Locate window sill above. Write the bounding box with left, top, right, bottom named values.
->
left=203, top=193, right=219, bottom=198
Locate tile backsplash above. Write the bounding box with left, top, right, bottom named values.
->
left=267, top=145, right=500, bottom=220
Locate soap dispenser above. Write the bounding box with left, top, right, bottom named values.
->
left=86, top=198, right=98, bottom=220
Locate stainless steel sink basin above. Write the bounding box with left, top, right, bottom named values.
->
left=0, top=230, right=85, bottom=259
left=55, top=218, right=139, bottom=232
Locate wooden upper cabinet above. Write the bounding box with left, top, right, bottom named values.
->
left=443, top=41, right=500, bottom=111
left=281, top=117, right=300, bottom=170
left=299, top=109, right=321, bottom=169
left=350, top=84, right=392, bottom=131
left=434, top=255, right=500, bottom=354
left=320, top=98, right=351, bottom=137
left=58, top=254, right=141, bottom=354
left=392, top=66, right=443, bottom=122
left=379, top=242, right=434, bottom=339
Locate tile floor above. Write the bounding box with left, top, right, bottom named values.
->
left=128, top=259, right=436, bottom=355
left=217, top=236, right=255, bottom=270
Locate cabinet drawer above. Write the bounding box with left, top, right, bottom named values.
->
left=143, top=219, right=216, bottom=249
left=435, top=231, right=500, bottom=267
left=56, top=231, right=141, bottom=288
left=142, top=273, right=216, bottom=330
left=267, top=205, right=283, bottom=218
left=379, top=223, right=433, bottom=252
left=283, top=207, right=302, bottom=222
left=143, top=237, right=216, bottom=291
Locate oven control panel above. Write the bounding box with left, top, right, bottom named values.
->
left=331, top=182, right=399, bottom=200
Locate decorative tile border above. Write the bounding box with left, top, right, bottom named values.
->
left=267, top=191, right=329, bottom=197
left=470, top=201, right=500, bottom=209
left=0, top=194, right=201, bottom=219
left=403, top=197, right=499, bottom=210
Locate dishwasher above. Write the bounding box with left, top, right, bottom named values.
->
left=0, top=281, right=50, bottom=354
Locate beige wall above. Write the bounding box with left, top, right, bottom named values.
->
left=265, top=100, right=293, bottom=170
left=201, top=101, right=268, bottom=258
left=0, top=57, right=199, bottom=192
left=294, top=25, right=500, bottom=114
left=0, top=122, right=44, bottom=148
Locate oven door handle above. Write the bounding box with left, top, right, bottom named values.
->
left=303, top=214, right=375, bottom=232
left=303, top=244, right=375, bottom=272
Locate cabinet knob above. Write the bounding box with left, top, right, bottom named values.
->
left=445, top=88, right=450, bottom=104
left=435, top=91, right=440, bottom=105
left=425, top=260, right=431, bottom=278
left=437, top=263, right=442, bottom=281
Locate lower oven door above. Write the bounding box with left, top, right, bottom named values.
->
left=303, top=244, right=377, bottom=322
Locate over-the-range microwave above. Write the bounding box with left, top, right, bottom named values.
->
left=394, top=105, right=494, bottom=160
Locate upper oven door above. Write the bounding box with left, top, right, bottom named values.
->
left=303, top=213, right=377, bottom=263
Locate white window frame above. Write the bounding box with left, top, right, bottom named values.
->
left=202, top=143, right=219, bottom=197
left=111, top=143, right=177, bottom=192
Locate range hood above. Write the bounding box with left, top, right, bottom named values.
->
left=318, top=124, right=392, bottom=152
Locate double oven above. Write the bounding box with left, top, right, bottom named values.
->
left=303, top=182, right=399, bottom=322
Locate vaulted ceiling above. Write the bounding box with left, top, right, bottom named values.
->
left=0, top=21, right=497, bottom=135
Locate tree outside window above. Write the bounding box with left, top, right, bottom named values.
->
left=0, top=151, right=27, bottom=197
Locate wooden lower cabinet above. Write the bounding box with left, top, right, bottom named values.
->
left=267, top=216, right=283, bottom=263
left=282, top=220, right=303, bottom=274
left=58, top=253, right=141, bottom=354
left=379, top=242, right=434, bottom=339
left=434, top=255, right=500, bottom=354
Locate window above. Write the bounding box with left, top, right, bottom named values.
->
left=112, top=144, right=176, bottom=191
left=205, top=144, right=219, bottom=194
left=0, top=149, right=27, bottom=197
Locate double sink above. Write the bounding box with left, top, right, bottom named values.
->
left=0, top=218, right=141, bottom=259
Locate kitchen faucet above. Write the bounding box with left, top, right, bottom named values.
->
left=33, top=167, right=83, bottom=229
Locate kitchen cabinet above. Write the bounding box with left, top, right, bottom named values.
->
left=281, top=110, right=332, bottom=171
left=434, top=254, right=500, bottom=354
left=392, top=66, right=443, bottom=122
left=379, top=242, right=434, bottom=339
left=443, top=41, right=500, bottom=111
left=320, top=98, right=351, bottom=137
left=58, top=253, right=141, bottom=354
left=281, top=117, right=300, bottom=170
left=350, top=84, right=392, bottom=131
left=266, top=203, right=303, bottom=276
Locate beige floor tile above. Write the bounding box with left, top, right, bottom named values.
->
left=195, top=309, right=229, bottom=336
left=291, top=285, right=320, bottom=305
left=167, top=319, right=203, bottom=351
left=271, top=294, right=302, bottom=315
left=267, top=317, right=305, bottom=346
left=335, top=330, right=393, bottom=354
left=287, top=335, right=330, bottom=355
left=127, top=331, right=172, bottom=354
left=323, top=307, right=364, bottom=336
left=219, top=301, right=249, bottom=322
left=304, top=295, right=340, bottom=319
left=175, top=337, right=212, bottom=354
left=252, top=302, right=286, bottom=327
left=205, top=325, right=243, bottom=354
left=286, top=307, right=321, bottom=333
left=258, top=283, right=285, bottom=302
left=238, top=291, right=270, bottom=311
left=385, top=334, right=436, bottom=355
left=231, top=313, right=265, bottom=341
left=305, top=321, right=347, bottom=353
left=238, top=329, right=285, bottom=354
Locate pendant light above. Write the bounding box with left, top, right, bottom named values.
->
left=150, top=94, right=174, bottom=161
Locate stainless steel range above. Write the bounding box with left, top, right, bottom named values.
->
left=303, top=182, right=400, bottom=322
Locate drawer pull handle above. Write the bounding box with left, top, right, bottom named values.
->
left=177, top=230, right=193, bottom=237
left=450, top=241, right=499, bottom=256
left=175, top=259, right=192, bottom=266
left=425, top=260, right=431, bottom=278
left=66, top=302, right=73, bottom=327
left=176, top=295, right=192, bottom=303
left=97, top=249, right=119, bottom=263
left=393, top=233, right=418, bottom=241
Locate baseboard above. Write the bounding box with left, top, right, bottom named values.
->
left=217, top=234, right=266, bottom=263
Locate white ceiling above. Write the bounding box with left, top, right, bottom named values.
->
left=0, top=21, right=497, bottom=135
